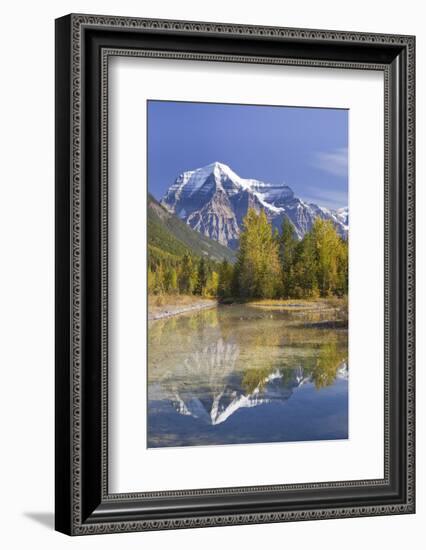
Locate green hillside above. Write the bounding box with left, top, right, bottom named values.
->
left=147, top=194, right=236, bottom=263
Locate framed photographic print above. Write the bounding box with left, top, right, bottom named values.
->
left=55, top=14, right=415, bottom=535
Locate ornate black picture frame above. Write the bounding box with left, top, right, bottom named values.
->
left=55, top=13, right=415, bottom=535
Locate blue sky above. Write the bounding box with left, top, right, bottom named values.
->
left=147, top=100, right=348, bottom=210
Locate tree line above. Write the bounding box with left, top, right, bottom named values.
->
left=148, top=208, right=348, bottom=300
left=148, top=245, right=220, bottom=297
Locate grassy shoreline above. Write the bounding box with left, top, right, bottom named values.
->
left=148, top=295, right=348, bottom=325
left=248, top=296, right=347, bottom=310
left=245, top=297, right=348, bottom=329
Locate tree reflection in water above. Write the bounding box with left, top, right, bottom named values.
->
left=148, top=304, right=348, bottom=428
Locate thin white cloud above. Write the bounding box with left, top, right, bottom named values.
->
left=313, top=147, right=348, bottom=178
left=302, top=187, right=348, bottom=210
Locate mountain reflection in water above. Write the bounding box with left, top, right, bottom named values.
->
left=148, top=304, right=348, bottom=448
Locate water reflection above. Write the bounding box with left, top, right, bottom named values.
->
left=148, top=304, right=348, bottom=447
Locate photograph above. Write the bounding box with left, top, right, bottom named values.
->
left=146, top=100, right=349, bottom=448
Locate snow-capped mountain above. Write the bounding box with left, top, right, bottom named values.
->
left=161, top=161, right=348, bottom=249
left=148, top=333, right=348, bottom=429
left=335, top=206, right=349, bottom=229
left=159, top=362, right=349, bottom=426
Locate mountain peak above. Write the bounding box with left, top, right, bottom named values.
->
left=199, top=161, right=240, bottom=181
left=160, top=164, right=348, bottom=248
left=204, top=161, right=229, bottom=171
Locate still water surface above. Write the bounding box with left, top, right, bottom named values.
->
left=147, top=304, right=348, bottom=448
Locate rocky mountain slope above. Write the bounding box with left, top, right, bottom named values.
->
left=161, top=162, right=348, bottom=249
left=148, top=193, right=236, bottom=263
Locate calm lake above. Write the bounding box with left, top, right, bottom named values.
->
left=147, top=303, right=348, bottom=448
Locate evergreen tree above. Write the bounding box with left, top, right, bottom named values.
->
left=310, top=218, right=342, bottom=296
left=236, top=208, right=281, bottom=299
left=205, top=271, right=219, bottom=297
left=279, top=218, right=297, bottom=298
left=147, top=208, right=348, bottom=300
left=291, top=218, right=348, bottom=298
left=218, top=259, right=234, bottom=298
left=154, top=263, right=165, bottom=294
left=147, top=267, right=156, bottom=294
left=179, top=253, right=197, bottom=294
left=336, top=237, right=349, bottom=295
left=195, top=257, right=208, bottom=295
left=164, top=266, right=178, bottom=294
left=293, top=232, right=319, bottom=298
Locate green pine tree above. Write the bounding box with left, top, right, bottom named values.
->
left=205, top=271, right=219, bottom=297
left=195, top=257, right=208, bottom=295
left=310, top=218, right=343, bottom=296
left=147, top=267, right=156, bottom=294
left=164, top=266, right=178, bottom=294
left=218, top=259, right=234, bottom=298
left=279, top=218, right=297, bottom=298
left=154, top=263, right=165, bottom=295
left=179, top=253, right=197, bottom=294
left=236, top=208, right=281, bottom=299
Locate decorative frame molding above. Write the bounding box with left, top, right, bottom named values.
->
left=55, top=14, right=415, bottom=535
